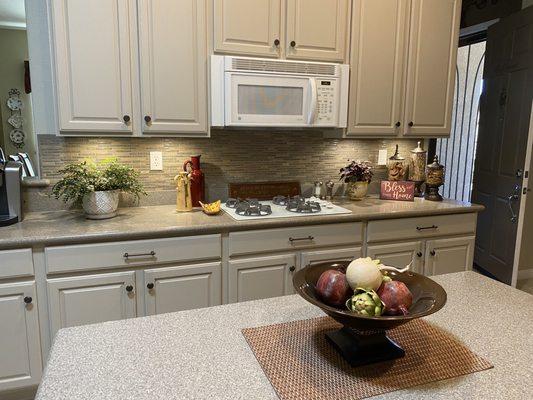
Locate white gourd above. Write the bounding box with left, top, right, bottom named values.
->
left=346, top=257, right=383, bottom=291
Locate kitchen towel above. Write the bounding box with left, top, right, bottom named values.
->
left=242, top=317, right=492, bottom=400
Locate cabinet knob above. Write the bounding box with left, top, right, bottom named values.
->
left=123, top=115, right=131, bottom=123
left=147, top=283, right=154, bottom=290
left=126, top=285, right=134, bottom=293
left=395, top=121, right=401, bottom=127
left=408, top=121, right=414, bottom=127
left=290, top=40, right=296, bottom=48
left=289, top=266, right=296, bottom=272
left=274, top=39, right=280, bottom=46
left=144, top=115, right=152, bottom=123
left=23, top=296, right=32, bottom=304
left=416, top=252, right=422, bottom=258
left=430, top=250, right=436, bottom=256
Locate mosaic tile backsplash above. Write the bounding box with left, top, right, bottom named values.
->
left=29, top=131, right=420, bottom=211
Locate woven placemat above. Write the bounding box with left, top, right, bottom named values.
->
left=242, top=317, right=492, bottom=400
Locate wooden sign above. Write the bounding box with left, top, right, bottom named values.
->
left=380, top=181, right=415, bottom=201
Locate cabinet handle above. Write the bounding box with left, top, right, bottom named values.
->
left=416, top=252, right=422, bottom=258
left=147, top=283, right=154, bottom=290
left=395, top=121, right=401, bottom=127
left=289, top=266, right=296, bottom=272
left=274, top=39, right=280, bottom=46
left=290, top=40, right=296, bottom=47
left=24, top=296, right=32, bottom=304
left=123, top=251, right=156, bottom=259
left=430, top=250, right=436, bottom=256
left=123, top=115, right=131, bottom=123
left=289, top=236, right=314, bottom=243
left=408, top=121, right=414, bottom=127
left=144, top=115, right=152, bottom=123
left=125, top=285, right=134, bottom=293
left=416, top=225, right=438, bottom=231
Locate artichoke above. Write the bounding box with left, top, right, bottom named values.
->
left=345, top=288, right=383, bottom=317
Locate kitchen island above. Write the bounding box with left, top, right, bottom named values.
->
left=36, top=272, right=532, bottom=400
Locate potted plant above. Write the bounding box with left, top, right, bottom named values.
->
left=339, top=160, right=373, bottom=201
left=51, top=159, right=146, bottom=219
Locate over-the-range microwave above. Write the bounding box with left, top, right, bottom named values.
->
left=210, top=55, right=349, bottom=128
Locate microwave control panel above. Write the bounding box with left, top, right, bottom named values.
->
left=315, top=79, right=338, bottom=125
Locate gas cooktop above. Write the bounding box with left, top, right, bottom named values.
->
left=221, top=196, right=352, bottom=221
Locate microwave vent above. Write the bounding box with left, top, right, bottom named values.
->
left=231, top=58, right=337, bottom=76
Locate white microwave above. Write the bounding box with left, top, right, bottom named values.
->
left=211, top=55, right=349, bottom=128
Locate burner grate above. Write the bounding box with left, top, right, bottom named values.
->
left=286, top=197, right=322, bottom=214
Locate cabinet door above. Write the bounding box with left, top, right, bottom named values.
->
left=51, top=0, right=135, bottom=132
left=143, top=263, right=222, bottom=316
left=367, top=241, right=424, bottom=274
left=403, top=0, right=461, bottom=136
left=286, top=0, right=350, bottom=62
left=228, top=254, right=297, bottom=303
left=0, top=282, right=42, bottom=392
left=138, top=0, right=208, bottom=134
left=300, top=247, right=362, bottom=268
left=425, top=236, right=475, bottom=276
left=47, top=272, right=136, bottom=337
left=346, top=0, right=409, bottom=136
left=214, top=0, right=281, bottom=57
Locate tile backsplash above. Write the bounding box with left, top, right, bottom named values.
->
left=28, top=131, right=420, bottom=211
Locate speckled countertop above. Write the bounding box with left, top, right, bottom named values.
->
left=36, top=272, right=532, bottom=400
left=0, top=197, right=483, bottom=249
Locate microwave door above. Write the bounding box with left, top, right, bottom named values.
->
left=307, top=78, right=318, bottom=125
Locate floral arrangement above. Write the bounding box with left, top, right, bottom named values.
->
left=339, top=160, right=373, bottom=183
left=51, top=158, right=146, bottom=204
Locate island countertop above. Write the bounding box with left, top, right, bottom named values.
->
left=0, top=197, right=483, bottom=249
left=36, top=272, right=532, bottom=400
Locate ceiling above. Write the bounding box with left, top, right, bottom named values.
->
left=0, top=0, right=26, bottom=30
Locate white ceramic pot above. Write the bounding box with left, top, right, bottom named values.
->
left=346, top=181, right=368, bottom=201
left=82, top=190, right=120, bottom=220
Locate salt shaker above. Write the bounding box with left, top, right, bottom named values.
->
left=325, top=180, right=334, bottom=200
left=313, top=181, right=323, bottom=199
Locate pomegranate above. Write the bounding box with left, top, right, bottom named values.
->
left=377, top=281, right=413, bottom=316
left=316, top=269, right=352, bottom=307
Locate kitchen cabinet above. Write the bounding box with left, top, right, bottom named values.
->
left=366, top=241, right=424, bottom=274
left=138, top=0, right=208, bottom=134
left=143, top=263, right=222, bottom=315
left=285, top=0, right=350, bottom=62
left=51, top=0, right=136, bottom=133
left=424, top=236, right=475, bottom=276
left=300, top=247, right=362, bottom=267
left=213, top=0, right=282, bottom=57
left=0, top=282, right=42, bottom=392
left=228, top=254, right=297, bottom=303
left=47, top=271, right=136, bottom=337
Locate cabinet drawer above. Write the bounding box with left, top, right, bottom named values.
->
left=45, top=235, right=221, bottom=274
left=0, top=248, right=34, bottom=279
left=366, top=213, right=477, bottom=243
left=229, top=223, right=362, bottom=256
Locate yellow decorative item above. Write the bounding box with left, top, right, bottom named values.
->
left=174, top=171, right=193, bottom=212
left=199, top=200, right=221, bottom=215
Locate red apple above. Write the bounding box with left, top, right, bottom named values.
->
left=316, top=269, right=352, bottom=307
left=377, top=281, right=413, bottom=316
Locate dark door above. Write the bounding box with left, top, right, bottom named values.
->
left=472, top=6, right=533, bottom=284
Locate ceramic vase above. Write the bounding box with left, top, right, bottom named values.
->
left=347, top=181, right=368, bottom=201
left=82, top=190, right=119, bottom=220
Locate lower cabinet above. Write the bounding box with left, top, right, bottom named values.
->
left=300, top=247, right=362, bottom=267
left=228, top=254, right=298, bottom=303
left=424, top=236, right=475, bottom=276
left=0, top=282, right=42, bottom=392
left=367, top=241, right=424, bottom=274
left=143, top=262, right=222, bottom=315
left=47, top=271, right=137, bottom=337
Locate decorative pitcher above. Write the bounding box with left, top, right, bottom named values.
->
left=183, top=155, right=205, bottom=207
left=174, top=171, right=193, bottom=212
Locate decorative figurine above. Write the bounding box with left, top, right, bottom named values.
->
left=408, top=141, right=427, bottom=197
left=387, top=144, right=407, bottom=181
left=425, top=156, right=445, bottom=201
left=325, top=180, right=335, bottom=200
left=174, top=171, right=193, bottom=212
left=183, top=155, right=205, bottom=207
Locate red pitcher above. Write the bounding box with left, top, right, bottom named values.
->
left=183, top=155, right=205, bottom=207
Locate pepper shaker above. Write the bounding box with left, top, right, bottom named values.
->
left=325, top=180, right=334, bottom=200
left=313, top=181, right=323, bottom=199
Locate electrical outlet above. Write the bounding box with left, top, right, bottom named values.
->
left=378, top=149, right=388, bottom=166
left=150, top=151, right=163, bottom=171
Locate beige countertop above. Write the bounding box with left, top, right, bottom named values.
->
left=0, top=197, right=483, bottom=249
left=35, top=272, right=533, bottom=400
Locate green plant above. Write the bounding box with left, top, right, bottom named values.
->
left=339, top=160, right=373, bottom=183
left=51, top=158, right=146, bottom=204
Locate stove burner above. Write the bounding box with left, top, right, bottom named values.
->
left=235, top=202, right=272, bottom=217
left=273, top=195, right=307, bottom=206
left=286, top=197, right=321, bottom=214
left=226, top=198, right=259, bottom=209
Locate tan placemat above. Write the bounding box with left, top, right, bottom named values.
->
left=242, top=317, right=492, bottom=400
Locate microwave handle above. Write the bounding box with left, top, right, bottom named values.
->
left=307, top=78, right=318, bottom=125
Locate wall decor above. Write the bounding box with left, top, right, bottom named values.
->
left=6, top=89, right=26, bottom=149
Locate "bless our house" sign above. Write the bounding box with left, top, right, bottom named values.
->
left=380, top=181, right=415, bottom=201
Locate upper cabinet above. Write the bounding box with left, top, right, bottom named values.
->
left=347, top=0, right=461, bottom=137
left=213, top=0, right=350, bottom=62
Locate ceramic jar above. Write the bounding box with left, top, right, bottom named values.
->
left=387, top=144, right=407, bottom=181
left=82, top=190, right=120, bottom=220
left=346, top=181, right=368, bottom=201
left=409, top=141, right=427, bottom=197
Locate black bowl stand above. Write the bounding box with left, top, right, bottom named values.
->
left=325, top=326, right=405, bottom=367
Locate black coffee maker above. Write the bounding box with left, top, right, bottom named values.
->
left=0, top=147, right=23, bottom=226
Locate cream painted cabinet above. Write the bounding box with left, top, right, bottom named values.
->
left=346, top=0, right=409, bottom=136
left=424, top=236, right=475, bottom=276
left=213, top=0, right=282, bottom=57
left=138, top=0, right=208, bottom=134
left=143, top=263, right=222, bottom=315
left=47, top=271, right=136, bottom=337
left=403, top=0, right=461, bottom=136
left=51, top=0, right=135, bottom=133
left=300, top=247, right=362, bottom=267
left=0, top=282, right=42, bottom=392
left=367, top=241, right=424, bottom=274
left=228, top=254, right=297, bottom=303
left=285, top=0, right=350, bottom=62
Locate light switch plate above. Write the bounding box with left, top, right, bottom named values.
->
left=378, top=149, right=388, bottom=166
left=150, top=151, right=163, bottom=171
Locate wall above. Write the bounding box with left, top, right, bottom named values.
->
left=28, top=133, right=420, bottom=211
left=524, top=0, right=533, bottom=8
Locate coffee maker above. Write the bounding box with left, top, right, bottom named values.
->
left=0, top=147, right=23, bottom=226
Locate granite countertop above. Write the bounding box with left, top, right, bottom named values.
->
left=36, top=272, right=532, bottom=400
left=0, top=197, right=483, bottom=249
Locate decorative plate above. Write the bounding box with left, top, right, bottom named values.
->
left=9, top=129, right=26, bottom=145
left=7, top=114, right=24, bottom=128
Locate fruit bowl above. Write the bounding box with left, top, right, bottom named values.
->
left=293, top=260, right=447, bottom=366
